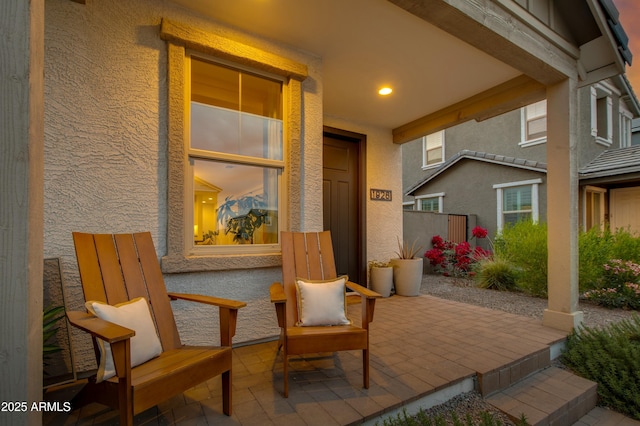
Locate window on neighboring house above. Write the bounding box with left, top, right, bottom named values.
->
left=415, top=193, right=444, bottom=213
left=520, top=100, right=546, bottom=146
left=591, top=84, right=613, bottom=146
left=619, top=102, right=633, bottom=148
left=403, top=202, right=415, bottom=210
left=422, top=131, right=444, bottom=168
left=494, top=179, right=541, bottom=232
left=188, top=56, right=283, bottom=252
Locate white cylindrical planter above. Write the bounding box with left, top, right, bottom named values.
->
left=391, top=258, right=423, bottom=297
left=370, top=266, right=393, bottom=297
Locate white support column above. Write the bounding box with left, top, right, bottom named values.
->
left=543, top=78, right=583, bottom=331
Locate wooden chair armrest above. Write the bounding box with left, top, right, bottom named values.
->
left=66, top=310, right=134, bottom=343
left=346, top=281, right=381, bottom=299
left=168, top=292, right=247, bottom=310
left=270, top=282, right=287, bottom=303
left=269, top=282, right=287, bottom=329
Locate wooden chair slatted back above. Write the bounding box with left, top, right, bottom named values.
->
left=72, top=232, right=182, bottom=352
left=281, top=231, right=338, bottom=326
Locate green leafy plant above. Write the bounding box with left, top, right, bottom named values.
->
left=562, top=315, right=640, bottom=420
left=43, top=305, right=65, bottom=369
left=395, top=237, right=423, bottom=259
left=583, top=259, right=640, bottom=309
left=216, top=194, right=268, bottom=244
left=579, top=227, right=640, bottom=292
left=494, top=221, right=548, bottom=297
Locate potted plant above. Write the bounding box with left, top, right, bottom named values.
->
left=368, top=260, right=393, bottom=297
left=216, top=194, right=268, bottom=244
left=391, top=237, right=424, bottom=296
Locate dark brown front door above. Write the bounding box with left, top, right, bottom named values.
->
left=322, top=128, right=364, bottom=283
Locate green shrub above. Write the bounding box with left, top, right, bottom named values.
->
left=474, top=257, right=519, bottom=291
left=579, top=228, right=640, bottom=293
left=579, top=227, right=615, bottom=291
left=562, top=315, right=640, bottom=420
left=494, top=221, right=548, bottom=297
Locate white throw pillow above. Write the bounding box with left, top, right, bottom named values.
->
left=295, top=276, right=352, bottom=326
left=85, top=297, right=163, bottom=382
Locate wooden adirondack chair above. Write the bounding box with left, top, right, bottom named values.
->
left=66, top=232, right=246, bottom=425
left=269, top=231, right=380, bottom=397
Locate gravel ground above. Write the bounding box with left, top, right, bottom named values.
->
left=398, top=274, right=640, bottom=425
left=421, top=274, right=639, bottom=329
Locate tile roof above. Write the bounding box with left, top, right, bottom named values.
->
left=579, top=145, right=640, bottom=179
left=405, top=150, right=547, bottom=196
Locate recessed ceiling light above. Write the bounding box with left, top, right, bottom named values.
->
left=379, top=87, right=393, bottom=96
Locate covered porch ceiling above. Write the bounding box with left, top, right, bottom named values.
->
left=168, top=0, right=621, bottom=143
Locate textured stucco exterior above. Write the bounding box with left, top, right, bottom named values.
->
left=411, top=159, right=547, bottom=241
left=44, top=0, right=401, bottom=372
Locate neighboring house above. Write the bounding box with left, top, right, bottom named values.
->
left=4, top=0, right=636, bottom=413
left=403, top=75, right=640, bottom=242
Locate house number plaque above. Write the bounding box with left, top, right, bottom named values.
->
left=370, top=188, right=392, bottom=201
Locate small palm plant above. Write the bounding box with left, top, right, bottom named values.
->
left=43, top=305, right=65, bottom=372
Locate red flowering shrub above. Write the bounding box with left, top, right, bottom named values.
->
left=472, top=226, right=488, bottom=239
left=424, top=227, right=492, bottom=277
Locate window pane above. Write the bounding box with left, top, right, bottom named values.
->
left=190, top=57, right=283, bottom=160
left=527, top=116, right=546, bottom=139
left=504, top=212, right=531, bottom=226
left=191, top=103, right=283, bottom=160
left=525, top=100, right=547, bottom=140
left=425, top=131, right=443, bottom=165
left=420, top=198, right=439, bottom=212
left=193, top=159, right=279, bottom=246
left=191, top=58, right=239, bottom=110
left=503, top=186, right=532, bottom=212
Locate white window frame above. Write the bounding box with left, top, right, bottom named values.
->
left=422, top=131, right=445, bottom=169
left=415, top=192, right=444, bottom=213
left=591, top=83, right=614, bottom=147
left=185, top=54, right=285, bottom=256
left=402, top=201, right=415, bottom=210
left=520, top=100, right=547, bottom=147
left=619, top=101, right=633, bottom=148
left=493, top=179, right=541, bottom=232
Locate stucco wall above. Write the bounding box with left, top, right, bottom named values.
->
left=43, top=0, right=315, bottom=371
left=411, top=159, right=547, bottom=241
left=44, top=0, right=401, bottom=372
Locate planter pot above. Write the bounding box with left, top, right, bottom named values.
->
left=391, top=258, right=423, bottom=297
left=370, top=266, right=393, bottom=297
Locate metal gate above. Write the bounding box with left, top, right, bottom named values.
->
left=447, top=214, right=467, bottom=243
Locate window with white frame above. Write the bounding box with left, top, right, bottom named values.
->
left=416, top=192, right=444, bottom=212
left=520, top=100, right=547, bottom=146
left=494, top=179, right=541, bottom=231
left=188, top=56, right=284, bottom=252
left=403, top=202, right=415, bottom=210
left=591, top=84, right=613, bottom=146
left=422, top=131, right=444, bottom=168
left=619, top=101, right=633, bottom=148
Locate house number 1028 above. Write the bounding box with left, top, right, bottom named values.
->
left=370, top=189, right=392, bottom=201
